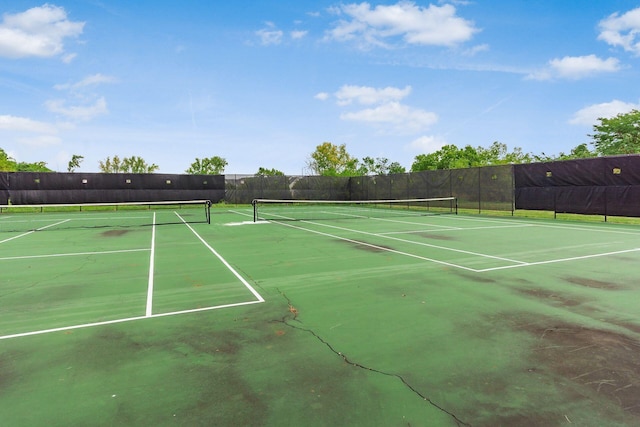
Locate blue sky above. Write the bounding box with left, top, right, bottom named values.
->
left=1, top=1, right=640, bottom=174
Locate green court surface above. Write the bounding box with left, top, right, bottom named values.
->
left=2, top=206, right=640, bottom=426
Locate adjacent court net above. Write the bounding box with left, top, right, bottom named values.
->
left=0, top=200, right=212, bottom=234
left=252, top=197, right=457, bottom=222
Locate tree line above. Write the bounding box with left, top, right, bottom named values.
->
left=0, top=151, right=230, bottom=175
left=308, top=110, right=640, bottom=175
left=2, top=110, right=639, bottom=175
left=1, top=148, right=51, bottom=172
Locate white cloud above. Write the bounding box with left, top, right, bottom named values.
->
left=527, top=55, right=621, bottom=80
left=45, top=97, right=108, bottom=121
left=62, top=52, right=77, bottom=63
left=323, top=83, right=437, bottom=134
left=407, top=135, right=447, bottom=152
left=462, top=43, right=489, bottom=56
left=326, top=1, right=478, bottom=49
left=49, top=75, right=114, bottom=122
left=0, top=115, right=57, bottom=134
left=598, top=7, right=640, bottom=56
left=54, top=74, right=117, bottom=91
left=256, top=23, right=309, bottom=45
left=341, top=101, right=438, bottom=133
left=256, top=22, right=284, bottom=45
left=0, top=115, right=60, bottom=148
left=291, top=30, right=308, bottom=40
left=0, top=4, right=84, bottom=59
left=335, top=85, right=411, bottom=105
left=551, top=55, right=620, bottom=78
left=569, top=100, right=640, bottom=126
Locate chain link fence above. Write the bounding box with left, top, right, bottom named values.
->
left=225, top=164, right=515, bottom=214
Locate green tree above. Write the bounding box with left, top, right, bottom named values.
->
left=567, top=143, right=594, bottom=159
left=357, top=156, right=376, bottom=175
left=185, top=156, right=227, bottom=175
left=99, top=155, right=123, bottom=173
left=387, top=162, right=406, bottom=174
left=534, top=143, right=595, bottom=162
left=590, top=110, right=640, bottom=155
left=411, top=152, right=439, bottom=171
left=16, top=161, right=52, bottom=172
left=256, top=167, right=284, bottom=176
left=357, top=156, right=406, bottom=175
left=503, top=146, right=533, bottom=164
left=411, top=144, right=481, bottom=171
left=412, top=142, right=536, bottom=171
left=123, top=156, right=159, bottom=173
left=307, top=142, right=358, bottom=176
left=477, top=141, right=532, bottom=165
left=0, top=148, right=16, bottom=171
left=1, top=148, right=51, bottom=171
left=67, top=154, right=84, bottom=172
left=556, top=143, right=595, bottom=161
left=99, top=155, right=159, bottom=173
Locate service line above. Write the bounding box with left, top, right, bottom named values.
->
left=0, top=300, right=264, bottom=341
left=0, top=248, right=149, bottom=261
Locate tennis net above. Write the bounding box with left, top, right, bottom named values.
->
left=0, top=200, right=211, bottom=234
left=252, top=197, right=457, bottom=222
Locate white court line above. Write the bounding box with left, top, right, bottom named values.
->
left=271, top=220, right=480, bottom=272
left=228, top=209, right=254, bottom=217
left=0, top=219, right=71, bottom=244
left=2, top=230, right=59, bottom=244
left=145, top=212, right=157, bottom=317
left=379, top=223, right=535, bottom=235
left=437, top=214, right=640, bottom=236
left=0, top=212, right=265, bottom=340
left=531, top=223, right=640, bottom=236
left=225, top=220, right=269, bottom=226
left=175, top=212, right=265, bottom=302
left=0, top=212, right=264, bottom=341
left=238, top=209, right=518, bottom=268
left=477, top=247, right=640, bottom=272
left=372, top=217, right=462, bottom=229
left=0, top=300, right=264, bottom=341
left=1, top=215, right=149, bottom=224
left=454, top=215, right=640, bottom=235
left=299, top=218, right=528, bottom=265
left=229, top=208, right=639, bottom=272
left=0, top=248, right=149, bottom=261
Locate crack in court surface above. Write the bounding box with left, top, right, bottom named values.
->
left=273, top=290, right=471, bottom=427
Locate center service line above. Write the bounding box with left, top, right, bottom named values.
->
left=175, top=212, right=265, bottom=302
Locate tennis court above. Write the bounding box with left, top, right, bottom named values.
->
left=1, top=201, right=640, bottom=426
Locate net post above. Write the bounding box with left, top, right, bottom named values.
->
left=455, top=197, right=458, bottom=215
left=206, top=200, right=212, bottom=224
left=252, top=199, right=257, bottom=222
